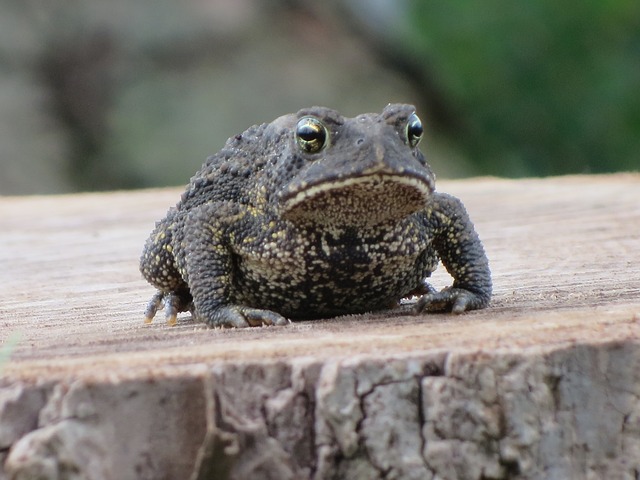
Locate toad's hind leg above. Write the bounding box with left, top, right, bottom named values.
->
left=144, top=289, right=194, bottom=326
left=140, top=217, right=193, bottom=325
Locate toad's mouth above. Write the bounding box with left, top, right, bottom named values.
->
left=279, top=173, right=433, bottom=227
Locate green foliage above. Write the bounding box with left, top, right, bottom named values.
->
left=408, top=0, right=640, bottom=176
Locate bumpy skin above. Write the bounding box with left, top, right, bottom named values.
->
left=140, top=104, right=491, bottom=327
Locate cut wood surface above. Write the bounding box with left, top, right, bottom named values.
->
left=1, top=174, right=639, bottom=479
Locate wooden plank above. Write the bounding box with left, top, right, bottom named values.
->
left=1, top=174, right=639, bottom=378
left=1, top=174, right=640, bottom=479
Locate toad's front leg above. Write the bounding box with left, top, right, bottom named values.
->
left=178, top=203, right=290, bottom=328
left=416, top=193, right=492, bottom=314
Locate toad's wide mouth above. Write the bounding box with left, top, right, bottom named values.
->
left=279, top=173, right=433, bottom=227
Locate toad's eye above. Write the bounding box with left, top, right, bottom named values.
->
left=296, top=117, right=328, bottom=153
left=405, top=113, right=423, bottom=148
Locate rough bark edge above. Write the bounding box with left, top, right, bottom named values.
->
left=2, top=342, right=640, bottom=479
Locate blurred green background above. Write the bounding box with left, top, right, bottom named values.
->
left=1, top=0, right=638, bottom=195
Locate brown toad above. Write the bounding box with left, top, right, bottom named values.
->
left=140, top=104, right=491, bottom=327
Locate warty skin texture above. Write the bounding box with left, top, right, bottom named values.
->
left=140, top=104, right=491, bottom=327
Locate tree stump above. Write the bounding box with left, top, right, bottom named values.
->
left=1, top=174, right=639, bottom=479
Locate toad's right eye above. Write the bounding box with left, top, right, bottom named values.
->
left=296, top=117, right=328, bottom=153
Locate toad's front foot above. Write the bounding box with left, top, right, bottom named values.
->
left=414, top=287, right=489, bottom=314
left=197, top=305, right=291, bottom=328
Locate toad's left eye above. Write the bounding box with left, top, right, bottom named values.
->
left=296, top=117, right=328, bottom=154
left=405, top=113, right=423, bottom=148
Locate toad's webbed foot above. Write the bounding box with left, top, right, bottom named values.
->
left=414, top=287, right=489, bottom=315
left=197, top=305, right=290, bottom=328
left=144, top=290, right=193, bottom=326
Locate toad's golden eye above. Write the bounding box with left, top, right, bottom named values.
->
left=296, top=117, right=328, bottom=153
left=406, top=113, right=423, bottom=148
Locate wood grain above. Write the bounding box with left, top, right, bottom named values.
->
left=1, top=174, right=639, bottom=379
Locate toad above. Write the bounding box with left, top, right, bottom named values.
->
left=140, top=104, right=491, bottom=327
